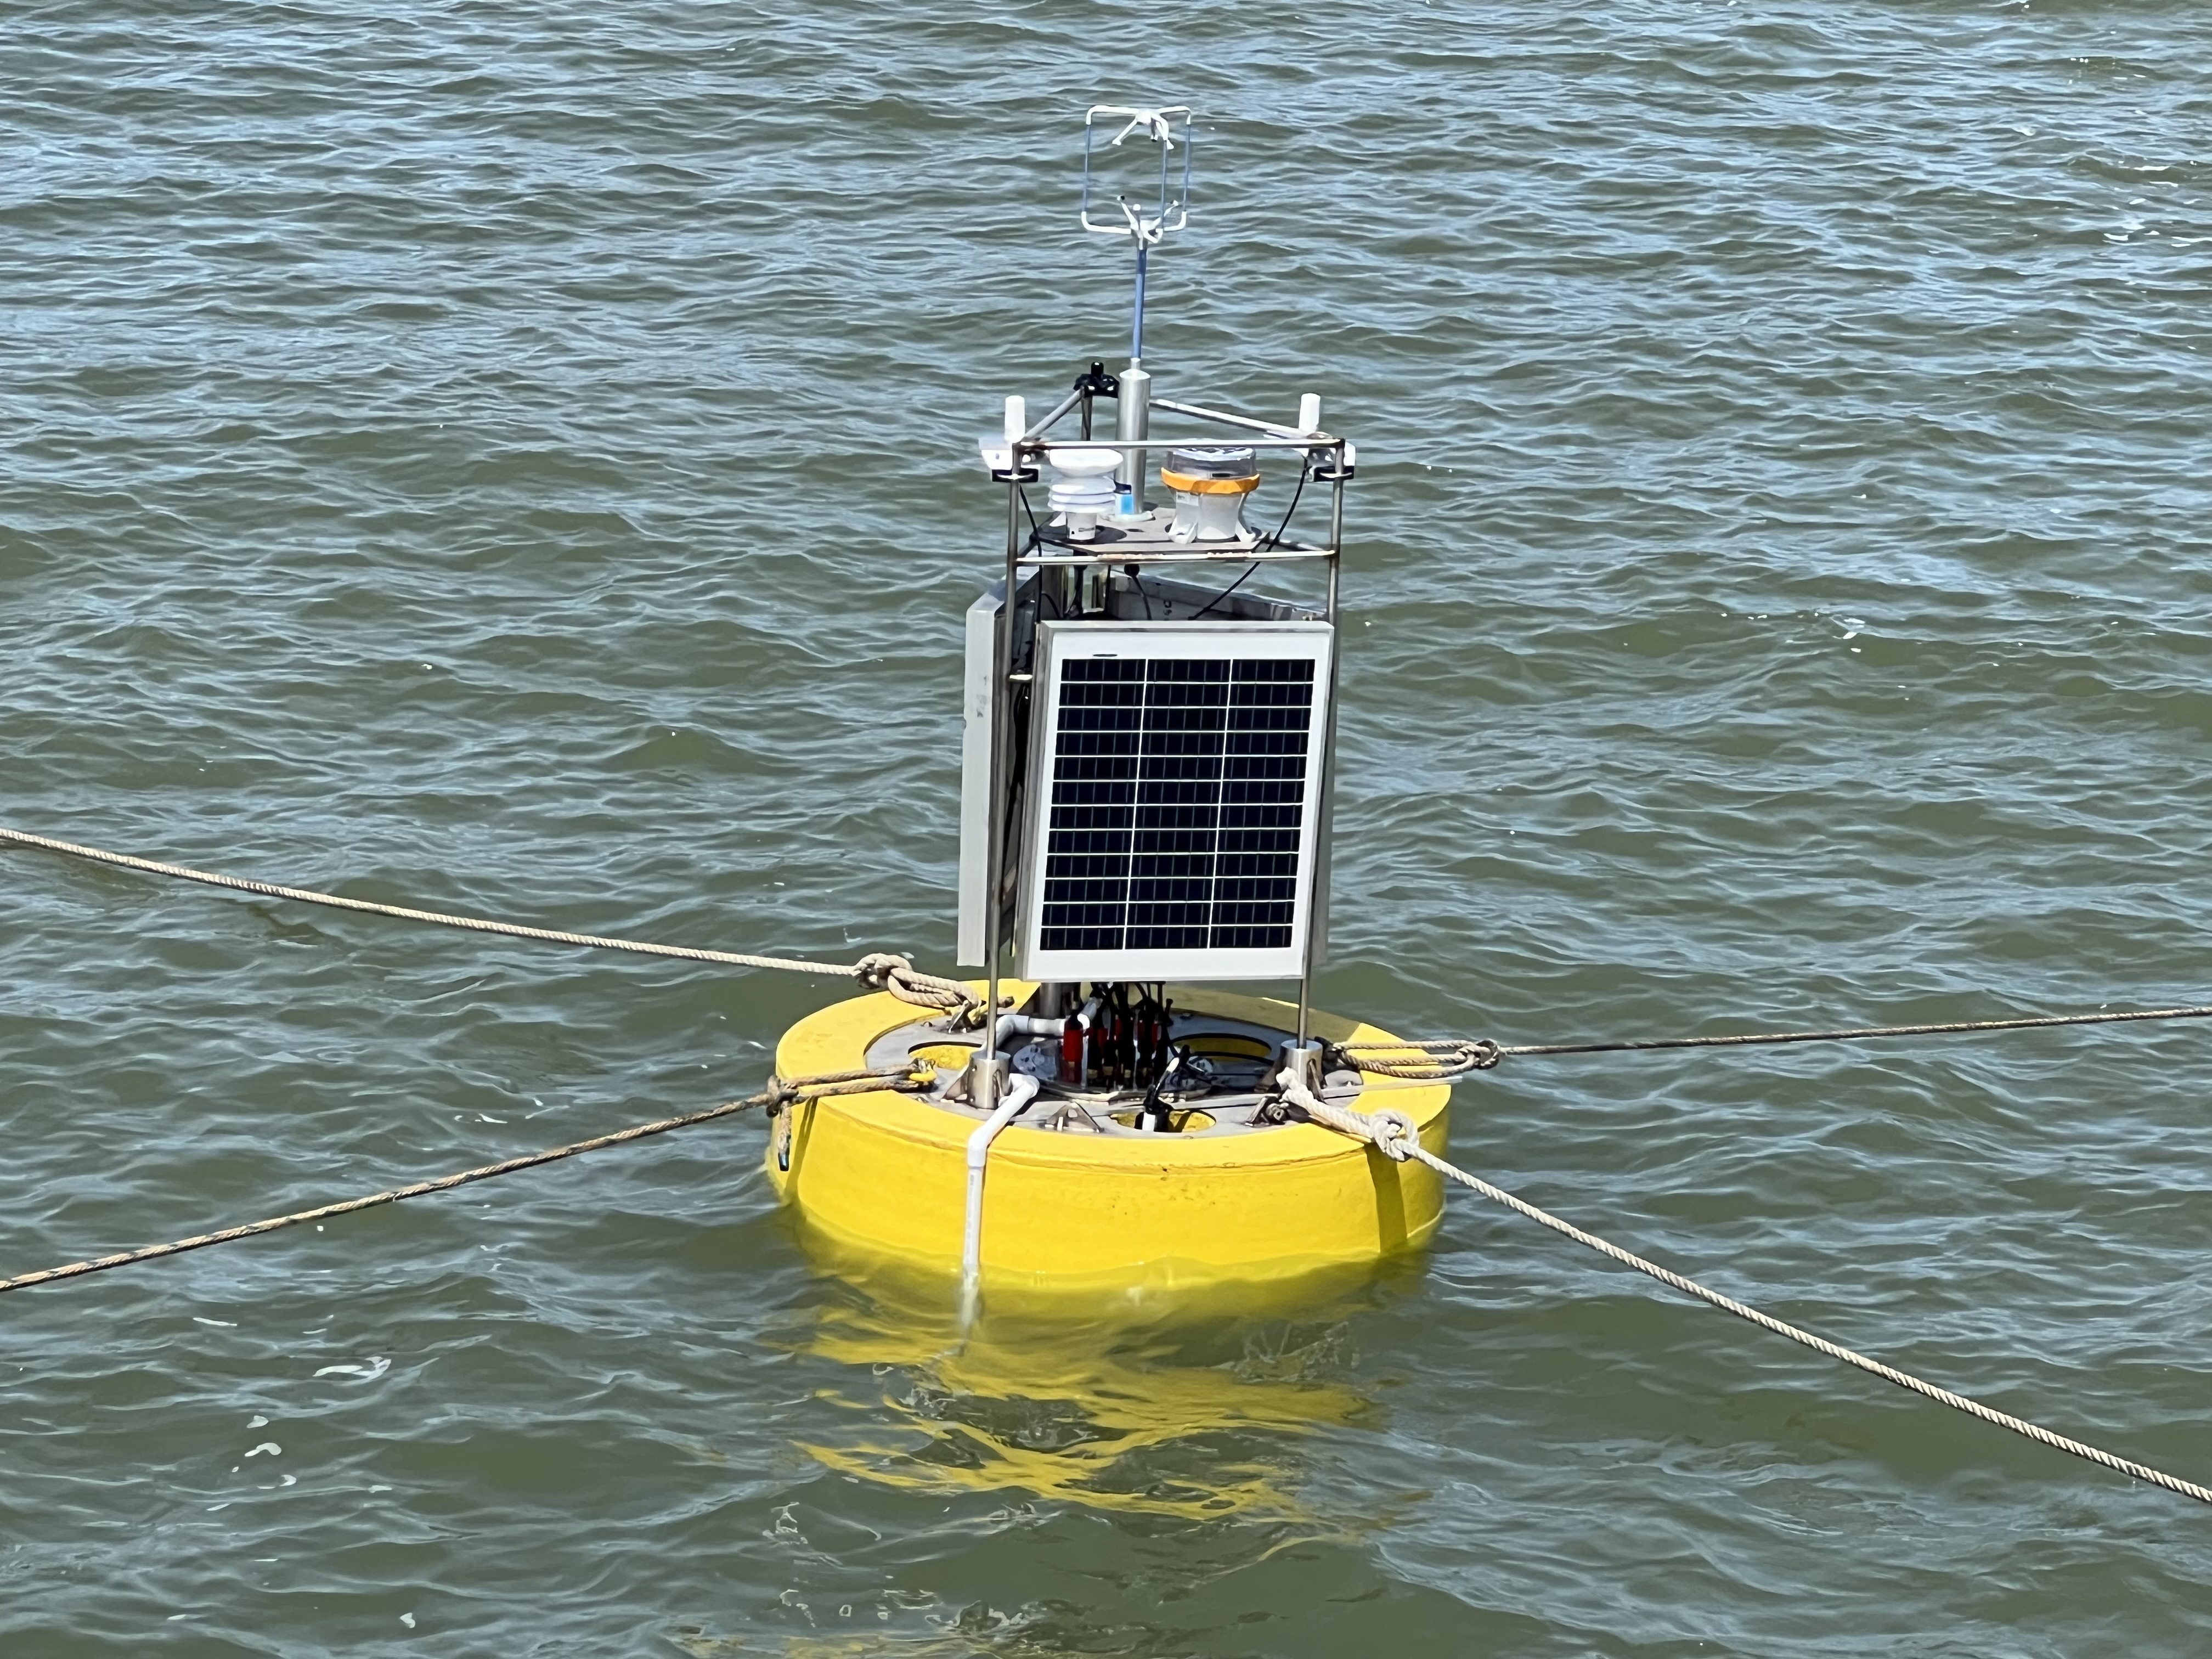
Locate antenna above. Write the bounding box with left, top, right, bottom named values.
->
left=1079, top=105, right=1193, bottom=495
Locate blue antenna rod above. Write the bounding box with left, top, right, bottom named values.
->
left=1131, top=242, right=1148, bottom=362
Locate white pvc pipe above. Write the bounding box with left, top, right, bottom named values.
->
left=1075, top=995, right=1100, bottom=1087
left=962, top=1072, right=1041, bottom=1290
left=995, top=1013, right=1064, bottom=1048
left=956, top=1015, right=1064, bottom=1322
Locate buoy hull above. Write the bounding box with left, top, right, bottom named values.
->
left=769, top=983, right=1452, bottom=1293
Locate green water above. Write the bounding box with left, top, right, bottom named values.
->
left=8, top=2, right=2212, bottom=1651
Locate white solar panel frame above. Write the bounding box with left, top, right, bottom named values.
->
left=1014, top=619, right=1335, bottom=983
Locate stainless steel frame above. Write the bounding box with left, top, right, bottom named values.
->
left=978, top=386, right=1353, bottom=1065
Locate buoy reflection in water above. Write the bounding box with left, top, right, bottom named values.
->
left=781, top=1244, right=1426, bottom=1528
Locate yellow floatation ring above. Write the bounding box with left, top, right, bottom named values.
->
left=769, top=982, right=1451, bottom=1295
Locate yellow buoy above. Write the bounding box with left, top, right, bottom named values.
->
left=769, top=981, right=1451, bottom=1295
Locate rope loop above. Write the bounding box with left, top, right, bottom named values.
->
left=1367, top=1106, right=1420, bottom=1161
left=854, top=952, right=983, bottom=1018
left=1333, top=1037, right=1501, bottom=1081
left=853, top=952, right=913, bottom=992
left=1273, top=1067, right=1420, bottom=1161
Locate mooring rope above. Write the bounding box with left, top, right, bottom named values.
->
left=17, top=820, right=2211, bottom=1499
left=1335, top=1001, right=2212, bottom=1082
left=1281, top=1076, right=2212, bottom=1506
left=0, top=1065, right=925, bottom=1296
left=0, top=827, right=978, bottom=1018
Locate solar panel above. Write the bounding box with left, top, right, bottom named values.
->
left=1016, top=620, right=1334, bottom=982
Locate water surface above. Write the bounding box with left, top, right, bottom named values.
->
left=8, top=1, right=2212, bottom=1651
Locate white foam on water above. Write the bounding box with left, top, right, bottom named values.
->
left=313, top=1356, right=392, bottom=1381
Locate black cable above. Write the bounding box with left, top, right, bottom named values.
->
left=1188, top=563, right=1256, bottom=621
left=1125, top=563, right=1154, bottom=619
left=1018, top=487, right=1042, bottom=556
left=1138, top=1046, right=1187, bottom=1133
left=1189, top=459, right=1310, bottom=621
left=1260, top=458, right=1310, bottom=553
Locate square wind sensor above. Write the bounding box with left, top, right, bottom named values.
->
left=1017, top=620, right=1334, bottom=983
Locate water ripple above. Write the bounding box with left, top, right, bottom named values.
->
left=7, top=0, right=2212, bottom=1650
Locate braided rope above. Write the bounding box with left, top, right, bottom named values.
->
left=0, top=827, right=975, bottom=1016
left=1331, top=1037, right=1502, bottom=1080
left=1283, top=1078, right=2212, bottom=1507
left=0, top=1066, right=924, bottom=1296
left=1335, top=1002, right=2212, bottom=1081
left=1500, top=1004, right=2212, bottom=1058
